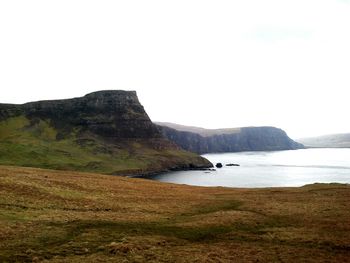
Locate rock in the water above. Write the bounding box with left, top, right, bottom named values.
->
left=226, top=163, right=240, bottom=167
left=216, top=163, right=223, bottom=168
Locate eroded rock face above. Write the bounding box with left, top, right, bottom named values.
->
left=14, top=91, right=161, bottom=139
left=158, top=125, right=304, bottom=154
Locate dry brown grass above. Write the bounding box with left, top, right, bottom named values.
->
left=0, top=165, right=349, bottom=262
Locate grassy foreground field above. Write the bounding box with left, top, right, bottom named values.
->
left=0, top=165, right=349, bottom=262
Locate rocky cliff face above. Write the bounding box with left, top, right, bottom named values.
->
left=158, top=124, right=304, bottom=154
left=0, top=91, right=212, bottom=174
left=1, top=91, right=160, bottom=139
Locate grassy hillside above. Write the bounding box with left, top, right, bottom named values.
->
left=0, top=115, right=210, bottom=175
left=0, top=165, right=349, bottom=262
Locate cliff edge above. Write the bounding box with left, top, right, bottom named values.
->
left=157, top=122, right=304, bottom=154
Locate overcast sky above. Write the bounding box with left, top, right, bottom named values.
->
left=1, top=0, right=349, bottom=139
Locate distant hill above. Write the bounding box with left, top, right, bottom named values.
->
left=156, top=122, right=304, bottom=154
left=297, top=133, right=350, bottom=148
left=156, top=122, right=240, bottom=137
left=0, top=91, right=212, bottom=175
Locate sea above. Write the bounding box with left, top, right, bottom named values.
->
left=148, top=148, right=350, bottom=188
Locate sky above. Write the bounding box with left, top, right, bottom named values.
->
left=0, top=0, right=349, bottom=139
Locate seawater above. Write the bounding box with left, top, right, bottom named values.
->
left=148, top=148, right=350, bottom=188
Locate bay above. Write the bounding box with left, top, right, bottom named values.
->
left=148, top=148, right=350, bottom=188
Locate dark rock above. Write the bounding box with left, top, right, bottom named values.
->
left=20, top=90, right=162, bottom=139
left=216, top=163, right=223, bottom=168
left=226, top=163, right=240, bottom=166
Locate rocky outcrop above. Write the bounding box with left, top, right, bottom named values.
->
left=157, top=123, right=304, bottom=154
left=0, top=91, right=212, bottom=174
left=1, top=91, right=160, bottom=139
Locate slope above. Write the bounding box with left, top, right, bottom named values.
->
left=0, top=165, right=349, bottom=262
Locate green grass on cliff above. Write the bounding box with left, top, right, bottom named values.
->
left=0, top=116, right=207, bottom=174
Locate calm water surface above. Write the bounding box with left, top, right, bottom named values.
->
left=149, top=148, right=350, bottom=188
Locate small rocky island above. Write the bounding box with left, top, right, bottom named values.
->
left=226, top=163, right=240, bottom=166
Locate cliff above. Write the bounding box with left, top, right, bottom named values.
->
left=297, top=133, right=350, bottom=148
left=0, top=91, right=212, bottom=174
left=157, top=123, right=304, bottom=154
